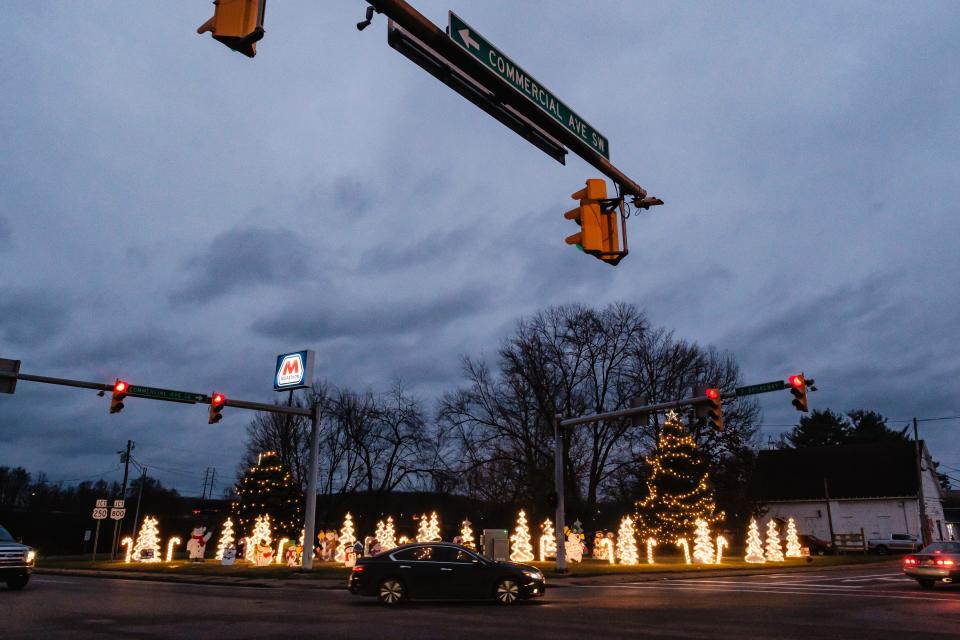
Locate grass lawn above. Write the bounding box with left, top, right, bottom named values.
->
left=38, top=553, right=891, bottom=581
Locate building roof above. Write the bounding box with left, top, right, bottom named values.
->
left=751, top=442, right=923, bottom=502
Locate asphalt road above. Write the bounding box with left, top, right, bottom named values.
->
left=3, top=565, right=958, bottom=639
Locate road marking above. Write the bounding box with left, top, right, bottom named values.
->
left=673, top=579, right=865, bottom=590
left=34, top=577, right=80, bottom=584
left=575, top=582, right=959, bottom=602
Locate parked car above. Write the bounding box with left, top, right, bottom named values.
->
left=0, top=525, right=35, bottom=590
left=903, top=542, right=960, bottom=589
left=868, top=534, right=920, bottom=554
left=798, top=534, right=832, bottom=555
left=348, top=542, right=546, bottom=605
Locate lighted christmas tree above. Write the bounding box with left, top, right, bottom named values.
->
left=539, top=518, right=557, bottom=561
left=231, top=451, right=301, bottom=538
left=215, top=517, right=235, bottom=560
left=336, top=512, right=356, bottom=563
left=785, top=517, right=802, bottom=558
left=250, top=514, right=273, bottom=548
left=381, top=516, right=397, bottom=550
left=132, top=515, right=162, bottom=562
left=460, top=519, right=475, bottom=549
left=765, top=519, right=784, bottom=561
left=692, top=519, right=715, bottom=564
left=510, top=509, right=534, bottom=562
left=426, top=511, right=441, bottom=541
left=416, top=513, right=430, bottom=542
left=744, top=518, right=766, bottom=563
left=617, top=516, right=639, bottom=565
left=635, top=411, right=722, bottom=543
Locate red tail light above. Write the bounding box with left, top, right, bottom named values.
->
left=935, top=559, right=955, bottom=566
left=352, top=565, right=365, bottom=572
left=904, top=557, right=917, bottom=565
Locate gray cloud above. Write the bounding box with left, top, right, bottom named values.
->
left=0, top=289, right=70, bottom=346
left=0, top=216, right=11, bottom=247
left=169, top=227, right=311, bottom=304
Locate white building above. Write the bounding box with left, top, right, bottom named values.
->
left=751, top=441, right=948, bottom=543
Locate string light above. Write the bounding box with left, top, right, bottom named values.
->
left=765, top=520, right=784, bottom=562
left=131, top=516, right=162, bottom=562
left=510, top=509, right=535, bottom=562
left=249, top=515, right=274, bottom=566
left=692, top=520, right=715, bottom=564
left=785, top=518, right=802, bottom=558
left=617, top=516, right=639, bottom=565
left=460, top=519, right=475, bottom=550
left=165, top=537, right=181, bottom=562
left=646, top=537, right=658, bottom=564
left=215, top=518, right=235, bottom=560
left=275, top=538, right=289, bottom=565
left=122, top=536, right=133, bottom=563
left=336, top=513, right=355, bottom=563
left=715, top=535, right=727, bottom=564
left=539, top=518, right=557, bottom=561
left=744, top=518, right=766, bottom=563
left=381, top=516, right=397, bottom=550
left=597, top=536, right=615, bottom=564
left=676, top=538, right=691, bottom=564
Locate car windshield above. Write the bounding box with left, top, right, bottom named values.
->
left=0, top=526, right=14, bottom=542
left=920, top=542, right=960, bottom=554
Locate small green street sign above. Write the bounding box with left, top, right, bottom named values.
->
left=735, top=380, right=786, bottom=397
left=128, top=385, right=204, bottom=404
left=448, top=11, right=610, bottom=159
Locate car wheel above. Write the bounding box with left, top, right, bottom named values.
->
left=495, top=578, right=520, bottom=605
left=917, top=579, right=935, bottom=590
left=6, top=576, right=29, bottom=590
left=377, top=578, right=406, bottom=605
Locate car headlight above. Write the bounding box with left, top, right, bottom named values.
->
left=522, top=569, right=543, bottom=580
left=25, top=549, right=35, bottom=564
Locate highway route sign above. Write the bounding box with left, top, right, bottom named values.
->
left=92, top=508, right=108, bottom=520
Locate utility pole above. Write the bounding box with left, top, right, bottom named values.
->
left=131, top=465, right=146, bottom=542
left=111, top=439, right=134, bottom=559
left=553, top=414, right=567, bottom=573
left=914, top=417, right=930, bottom=545
left=301, top=401, right=322, bottom=569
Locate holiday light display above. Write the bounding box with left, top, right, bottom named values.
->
left=715, top=535, right=728, bottom=564
left=427, top=511, right=441, bottom=541
left=275, top=538, right=289, bottom=564
left=416, top=513, right=430, bottom=542
left=597, top=536, right=615, bottom=564
left=243, top=536, right=255, bottom=562
left=131, top=515, right=162, bottom=562
left=375, top=520, right=387, bottom=547
left=398, top=535, right=410, bottom=545
left=646, top=537, right=657, bottom=564
left=744, top=518, right=766, bottom=563
left=635, top=411, right=723, bottom=543
left=539, top=518, right=557, bottom=561
left=165, top=537, right=181, bottom=562
left=785, top=517, right=802, bottom=558
left=510, top=510, right=535, bottom=562
left=617, top=516, right=639, bottom=565
left=676, top=538, right=691, bottom=564
left=460, top=518, right=475, bottom=549
left=765, top=519, right=784, bottom=562
left=382, top=516, right=397, bottom=550
left=692, top=519, right=715, bottom=564
left=215, top=518, right=235, bottom=560
left=121, top=536, right=133, bottom=563
left=336, top=513, right=356, bottom=563
left=231, top=451, right=301, bottom=538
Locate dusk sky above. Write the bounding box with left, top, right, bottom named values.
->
left=2, top=1, right=958, bottom=496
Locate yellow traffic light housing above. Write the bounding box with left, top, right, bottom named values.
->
left=197, top=0, right=266, bottom=58
left=788, top=374, right=809, bottom=412
left=563, top=178, right=627, bottom=265
left=110, top=379, right=128, bottom=414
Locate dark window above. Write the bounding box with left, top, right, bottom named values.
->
left=892, top=534, right=912, bottom=541
left=392, top=546, right=434, bottom=561
left=433, top=546, right=477, bottom=563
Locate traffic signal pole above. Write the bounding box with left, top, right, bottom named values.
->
left=301, top=402, right=323, bottom=569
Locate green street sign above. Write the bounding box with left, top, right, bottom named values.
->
left=448, top=11, right=610, bottom=159
left=735, top=380, right=786, bottom=397
left=128, top=385, right=204, bottom=404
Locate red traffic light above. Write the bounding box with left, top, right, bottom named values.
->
left=114, top=380, right=128, bottom=393
left=705, top=387, right=720, bottom=400
left=211, top=393, right=225, bottom=407
left=788, top=375, right=804, bottom=389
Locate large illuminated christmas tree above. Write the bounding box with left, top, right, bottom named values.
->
left=635, top=411, right=722, bottom=543
left=231, top=451, right=301, bottom=538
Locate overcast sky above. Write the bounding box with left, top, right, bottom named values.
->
left=2, top=1, right=958, bottom=497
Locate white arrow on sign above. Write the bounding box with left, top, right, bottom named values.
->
left=458, top=28, right=480, bottom=50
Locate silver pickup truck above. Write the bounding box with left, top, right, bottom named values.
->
left=868, top=533, right=920, bottom=554
left=0, top=525, right=35, bottom=590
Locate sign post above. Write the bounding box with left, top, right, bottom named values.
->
left=91, top=499, right=108, bottom=561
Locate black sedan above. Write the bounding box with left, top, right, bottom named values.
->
left=348, top=542, right=546, bottom=605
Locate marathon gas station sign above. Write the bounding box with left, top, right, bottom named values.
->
left=274, top=350, right=315, bottom=391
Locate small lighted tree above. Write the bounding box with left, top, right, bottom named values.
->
left=426, top=511, right=441, bottom=541
left=460, top=519, right=475, bottom=549
left=215, top=517, right=235, bottom=560
left=765, top=519, right=784, bottom=562
left=692, top=519, right=715, bottom=564
left=785, top=517, right=802, bottom=558
left=745, top=518, right=766, bottom=563
left=381, top=516, right=397, bottom=550
left=617, top=516, right=639, bottom=565
left=646, top=537, right=657, bottom=564
left=250, top=514, right=273, bottom=549
left=510, top=509, right=534, bottom=562
left=539, top=518, right=557, bottom=561
left=131, top=515, right=162, bottom=562
left=336, top=513, right=356, bottom=563
left=416, top=513, right=431, bottom=542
